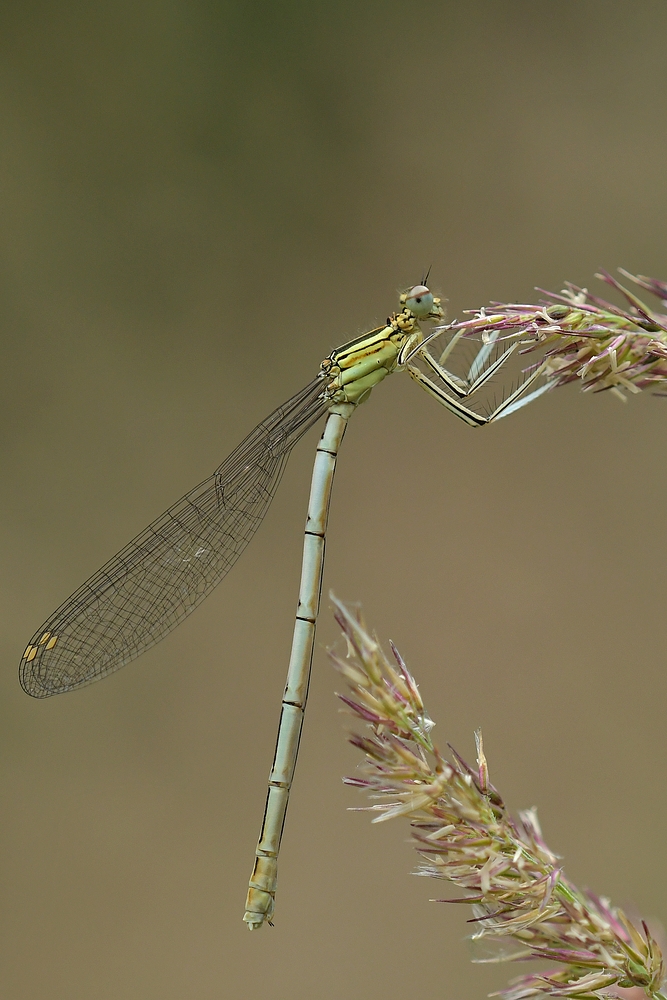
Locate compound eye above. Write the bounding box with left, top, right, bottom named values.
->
left=405, top=284, right=434, bottom=318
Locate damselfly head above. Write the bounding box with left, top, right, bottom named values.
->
left=402, top=284, right=442, bottom=320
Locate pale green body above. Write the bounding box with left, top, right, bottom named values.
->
left=244, top=294, right=439, bottom=930
left=243, top=285, right=547, bottom=929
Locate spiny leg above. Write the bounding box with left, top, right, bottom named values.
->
left=407, top=335, right=550, bottom=426
left=419, top=334, right=518, bottom=399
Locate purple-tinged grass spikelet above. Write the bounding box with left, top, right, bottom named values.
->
left=329, top=593, right=665, bottom=1000
left=439, top=270, right=667, bottom=402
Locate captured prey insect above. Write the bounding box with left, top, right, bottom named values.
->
left=20, top=282, right=548, bottom=930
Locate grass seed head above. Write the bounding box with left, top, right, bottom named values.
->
left=442, top=270, right=667, bottom=402
left=330, top=593, right=665, bottom=1000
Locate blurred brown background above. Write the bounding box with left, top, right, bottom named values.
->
left=2, top=1, right=667, bottom=997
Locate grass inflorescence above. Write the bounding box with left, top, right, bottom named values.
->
left=441, top=270, right=667, bottom=402
left=329, top=594, right=665, bottom=1000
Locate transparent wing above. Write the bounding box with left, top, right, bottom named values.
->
left=20, top=375, right=331, bottom=698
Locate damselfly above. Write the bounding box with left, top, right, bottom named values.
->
left=19, top=282, right=549, bottom=928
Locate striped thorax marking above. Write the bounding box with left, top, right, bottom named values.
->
left=321, top=296, right=443, bottom=406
